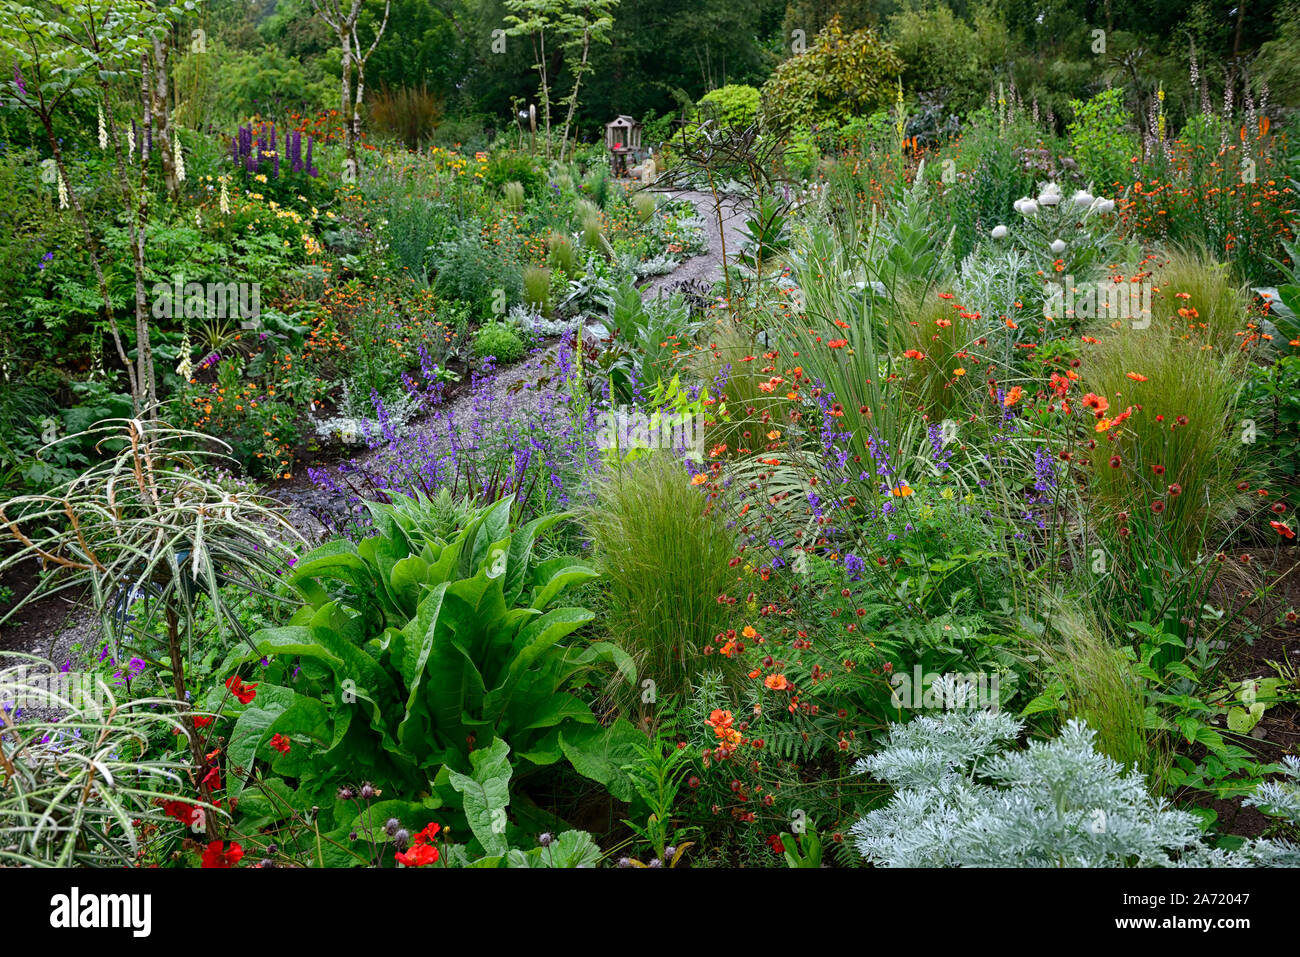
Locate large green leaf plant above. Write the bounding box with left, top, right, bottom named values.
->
left=211, top=494, right=641, bottom=862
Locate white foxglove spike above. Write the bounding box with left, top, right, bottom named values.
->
left=173, top=132, right=186, bottom=182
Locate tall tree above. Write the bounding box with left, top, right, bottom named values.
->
left=556, top=0, right=617, bottom=160
left=503, top=0, right=562, bottom=157
left=0, top=0, right=186, bottom=416
left=309, top=0, right=391, bottom=169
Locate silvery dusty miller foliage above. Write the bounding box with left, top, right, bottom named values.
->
left=851, top=712, right=1300, bottom=867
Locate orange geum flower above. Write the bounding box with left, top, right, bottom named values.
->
left=707, top=709, right=734, bottom=730
left=764, top=674, right=790, bottom=691
left=1081, top=393, right=1110, bottom=414
left=1125, top=372, right=1148, bottom=381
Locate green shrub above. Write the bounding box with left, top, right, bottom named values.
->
left=385, top=197, right=451, bottom=283
left=697, top=84, right=761, bottom=128
left=474, top=321, right=526, bottom=363
left=483, top=152, right=547, bottom=195
left=433, top=231, right=523, bottom=316
left=581, top=165, right=610, bottom=208
left=1067, top=87, right=1138, bottom=192
left=759, top=15, right=902, bottom=130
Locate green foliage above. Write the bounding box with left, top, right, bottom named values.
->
left=599, top=275, right=691, bottom=395
left=759, top=15, right=902, bottom=131
left=884, top=4, right=1008, bottom=116
left=483, top=151, right=547, bottom=196
left=384, top=196, right=453, bottom=283
left=697, top=84, right=760, bottom=128
left=1242, top=352, right=1300, bottom=485
left=1081, top=320, right=1250, bottom=563
left=1067, top=88, right=1137, bottom=190
left=621, top=733, right=698, bottom=859
left=522, top=264, right=552, bottom=314
left=219, top=494, right=638, bottom=851
left=474, top=321, right=526, bottom=363
left=433, top=230, right=524, bottom=317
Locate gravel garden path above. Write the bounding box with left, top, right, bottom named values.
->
left=269, top=187, right=748, bottom=533
left=1, top=188, right=746, bottom=665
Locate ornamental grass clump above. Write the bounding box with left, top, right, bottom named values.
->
left=1078, top=320, right=1253, bottom=562
left=0, top=654, right=194, bottom=867
left=1150, top=246, right=1254, bottom=354
left=580, top=452, right=739, bottom=717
